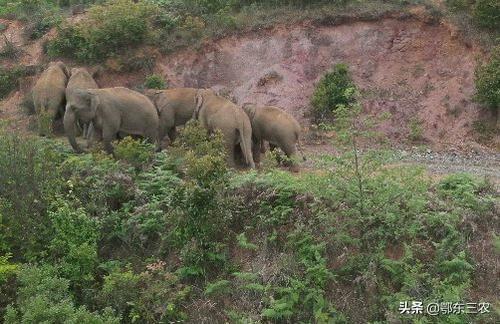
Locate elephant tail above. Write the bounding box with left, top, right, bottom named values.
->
left=193, top=89, right=204, bottom=120
left=296, top=131, right=306, bottom=161
left=238, top=121, right=255, bottom=169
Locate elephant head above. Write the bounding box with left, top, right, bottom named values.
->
left=64, top=89, right=99, bottom=153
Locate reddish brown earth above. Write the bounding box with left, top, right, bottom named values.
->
left=152, top=18, right=496, bottom=151
left=1, top=16, right=498, bottom=157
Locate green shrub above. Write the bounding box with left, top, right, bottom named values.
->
left=61, top=152, right=135, bottom=216
left=408, top=117, right=424, bottom=142
left=48, top=0, right=156, bottom=62
left=473, top=0, right=500, bottom=30
left=99, top=263, right=189, bottom=323
left=164, top=122, right=233, bottom=277
left=113, top=136, right=155, bottom=170
left=310, top=63, right=357, bottom=122
left=475, top=45, right=500, bottom=112
left=0, top=66, right=26, bottom=99
left=47, top=199, right=100, bottom=289
left=437, top=173, right=490, bottom=209
left=0, top=131, right=66, bottom=260
left=0, top=254, right=17, bottom=284
left=144, top=74, right=166, bottom=89
left=4, top=264, right=119, bottom=324
left=445, top=0, right=469, bottom=10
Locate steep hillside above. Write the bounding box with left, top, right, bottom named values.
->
left=1, top=9, right=498, bottom=151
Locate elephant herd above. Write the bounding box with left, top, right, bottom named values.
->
left=32, top=61, right=306, bottom=169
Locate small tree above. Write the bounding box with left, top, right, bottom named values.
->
left=144, top=74, right=166, bottom=90
left=475, top=46, right=499, bottom=119
left=310, top=63, right=356, bottom=122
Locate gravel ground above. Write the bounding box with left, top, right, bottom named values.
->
left=398, top=149, right=500, bottom=184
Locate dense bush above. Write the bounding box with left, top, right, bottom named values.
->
left=98, top=263, right=189, bottom=323
left=0, top=131, right=66, bottom=258
left=0, top=120, right=497, bottom=322
left=473, top=0, right=500, bottom=30
left=48, top=0, right=156, bottom=62
left=143, top=74, right=167, bottom=89
left=113, top=136, right=155, bottom=169
left=4, top=265, right=119, bottom=323
left=475, top=45, right=500, bottom=113
left=310, top=63, right=357, bottom=122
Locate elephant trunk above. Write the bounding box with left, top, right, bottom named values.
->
left=63, top=109, right=83, bottom=153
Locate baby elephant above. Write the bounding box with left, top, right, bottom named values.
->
left=32, top=61, right=70, bottom=136
left=242, top=104, right=305, bottom=170
left=144, top=88, right=198, bottom=144
left=64, top=87, right=159, bottom=154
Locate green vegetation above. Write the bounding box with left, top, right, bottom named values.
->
left=43, top=0, right=493, bottom=63
left=473, top=0, right=500, bottom=30
left=143, top=73, right=166, bottom=89
left=408, top=117, right=424, bottom=142
left=2, top=0, right=62, bottom=39
left=475, top=45, right=500, bottom=114
left=310, top=63, right=357, bottom=122
left=0, top=66, right=26, bottom=100
left=48, top=0, right=156, bottom=62
left=0, top=1, right=499, bottom=322
left=1, top=104, right=498, bottom=322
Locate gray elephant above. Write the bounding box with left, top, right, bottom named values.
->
left=32, top=61, right=70, bottom=136
left=242, top=104, right=305, bottom=170
left=64, top=87, right=160, bottom=154
left=65, top=67, right=99, bottom=140
left=144, top=88, right=198, bottom=144
left=194, top=89, right=255, bottom=168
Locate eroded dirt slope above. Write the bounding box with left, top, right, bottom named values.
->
left=1, top=16, right=498, bottom=152
left=144, top=18, right=491, bottom=150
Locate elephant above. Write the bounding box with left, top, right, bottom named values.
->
left=65, top=67, right=98, bottom=140
left=194, top=89, right=255, bottom=169
left=32, top=61, right=70, bottom=136
left=64, top=87, right=160, bottom=154
left=242, top=104, right=305, bottom=170
left=144, top=88, right=198, bottom=144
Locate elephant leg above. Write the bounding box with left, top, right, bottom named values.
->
left=167, top=127, right=177, bottom=143
left=252, top=139, right=261, bottom=165
left=282, top=142, right=299, bottom=172
left=226, top=146, right=236, bottom=168
left=145, top=128, right=161, bottom=152
left=224, top=138, right=237, bottom=168
left=102, top=127, right=117, bottom=154
left=87, top=125, right=102, bottom=149
left=260, top=139, right=266, bottom=154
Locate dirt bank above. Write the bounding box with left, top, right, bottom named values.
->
left=1, top=16, right=498, bottom=152
left=148, top=18, right=495, bottom=151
